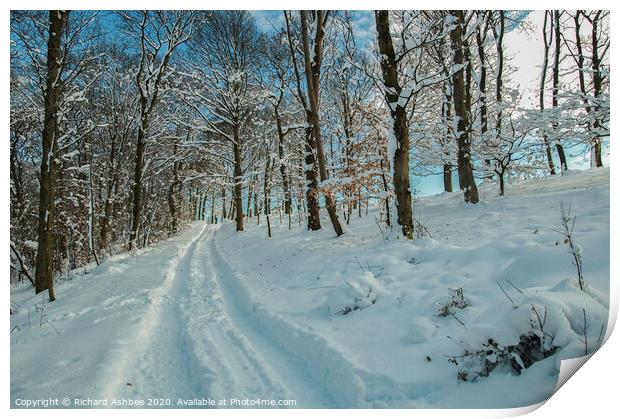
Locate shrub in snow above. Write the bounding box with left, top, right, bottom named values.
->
left=447, top=278, right=608, bottom=382
left=553, top=201, right=586, bottom=291
left=326, top=272, right=382, bottom=315
left=448, top=333, right=556, bottom=382
left=414, top=218, right=432, bottom=239
left=436, top=287, right=469, bottom=318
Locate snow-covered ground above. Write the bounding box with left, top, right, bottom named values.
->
left=10, top=168, right=610, bottom=408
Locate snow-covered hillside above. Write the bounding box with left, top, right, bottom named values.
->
left=10, top=168, right=610, bottom=408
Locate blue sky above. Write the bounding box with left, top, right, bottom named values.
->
left=250, top=10, right=376, bottom=46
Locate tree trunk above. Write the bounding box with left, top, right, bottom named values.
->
left=450, top=10, right=479, bottom=204
left=233, top=125, right=244, bottom=231
left=589, top=11, right=604, bottom=168
left=379, top=156, right=391, bottom=228
left=303, top=125, right=321, bottom=230
left=221, top=187, right=226, bottom=220
left=494, top=11, right=505, bottom=138
left=275, top=104, right=292, bottom=215
left=283, top=11, right=321, bottom=232
left=498, top=171, right=505, bottom=196
left=264, top=157, right=273, bottom=238
left=375, top=10, right=414, bottom=239
left=246, top=178, right=254, bottom=218
left=443, top=163, right=453, bottom=193
left=475, top=15, right=493, bottom=179
left=442, top=81, right=453, bottom=192
left=552, top=11, right=568, bottom=172
left=99, top=183, right=114, bottom=250
left=540, top=11, right=556, bottom=175
left=167, top=142, right=180, bottom=234
left=35, top=10, right=69, bottom=302
left=129, top=122, right=146, bottom=249
left=300, top=10, right=343, bottom=237
left=210, top=191, right=216, bottom=223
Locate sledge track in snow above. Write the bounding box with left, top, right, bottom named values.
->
left=104, top=224, right=333, bottom=408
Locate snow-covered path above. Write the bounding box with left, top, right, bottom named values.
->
left=107, top=225, right=333, bottom=407
left=11, top=224, right=329, bottom=408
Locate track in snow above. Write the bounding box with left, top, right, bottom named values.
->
left=106, top=224, right=332, bottom=408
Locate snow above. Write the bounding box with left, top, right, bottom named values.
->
left=23, top=240, right=38, bottom=250
left=10, top=168, right=609, bottom=408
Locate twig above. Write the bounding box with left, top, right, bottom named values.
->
left=10, top=244, right=35, bottom=287
left=354, top=256, right=366, bottom=273
left=582, top=308, right=588, bottom=356
left=597, top=323, right=605, bottom=347
left=506, top=279, right=526, bottom=295
left=555, top=201, right=585, bottom=291
left=497, top=281, right=518, bottom=307
left=448, top=310, right=465, bottom=326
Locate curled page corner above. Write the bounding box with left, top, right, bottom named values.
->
left=504, top=401, right=546, bottom=417
left=553, top=353, right=593, bottom=394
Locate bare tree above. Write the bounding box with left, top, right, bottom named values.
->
left=450, top=10, right=479, bottom=203
left=283, top=11, right=322, bottom=231
left=539, top=11, right=556, bottom=175
left=586, top=11, right=609, bottom=167
left=122, top=11, right=196, bottom=248
left=552, top=10, right=568, bottom=172
left=299, top=10, right=344, bottom=236
left=374, top=10, right=414, bottom=238
left=34, top=11, right=69, bottom=301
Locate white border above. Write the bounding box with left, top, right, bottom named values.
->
left=3, top=1, right=617, bottom=417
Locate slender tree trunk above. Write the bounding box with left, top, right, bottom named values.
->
left=283, top=11, right=321, bottom=232
left=246, top=178, right=254, bottom=218
left=375, top=10, right=414, bottom=239
left=450, top=10, right=479, bottom=204
left=540, top=11, right=556, bottom=175
left=264, top=157, right=273, bottom=238
left=211, top=191, right=216, bottom=224
left=35, top=10, right=69, bottom=301
left=443, top=164, right=453, bottom=193
left=87, top=150, right=100, bottom=265
left=379, top=156, right=391, bottom=228
left=167, top=142, right=180, bottom=234
left=498, top=171, right=505, bottom=196
left=300, top=10, right=343, bottom=237
left=442, top=81, right=453, bottom=192
left=494, top=11, right=505, bottom=138
left=302, top=124, right=321, bottom=230
left=553, top=11, right=568, bottom=172
left=221, top=187, right=226, bottom=220
left=99, top=184, right=114, bottom=249
left=275, top=104, right=292, bottom=215
left=129, top=122, right=146, bottom=249
left=99, top=131, right=119, bottom=250
left=233, top=125, right=244, bottom=231
left=589, top=11, right=604, bottom=168
left=476, top=13, right=492, bottom=178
